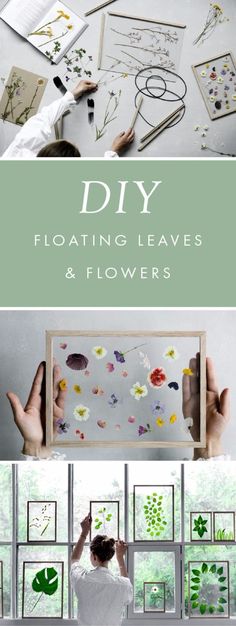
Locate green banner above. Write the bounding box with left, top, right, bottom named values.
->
left=0, top=159, right=234, bottom=306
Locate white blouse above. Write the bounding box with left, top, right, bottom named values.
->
left=71, top=562, right=133, bottom=626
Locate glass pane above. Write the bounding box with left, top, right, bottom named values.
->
left=0, top=465, right=12, bottom=541
left=133, top=550, right=176, bottom=614
left=51, top=334, right=201, bottom=444
left=0, top=546, right=11, bottom=617
left=128, top=462, right=181, bottom=541
left=18, top=546, right=68, bottom=618
left=185, top=546, right=236, bottom=617
left=17, top=463, right=68, bottom=542
left=71, top=545, right=119, bottom=619
left=185, top=463, right=236, bottom=541
left=73, top=462, right=124, bottom=541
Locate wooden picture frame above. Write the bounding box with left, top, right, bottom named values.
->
left=97, top=12, right=186, bottom=76
left=22, top=561, right=64, bottom=619
left=27, top=501, right=57, bottom=543
left=0, top=561, right=3, bottom=619
left=213, top=512, right=235, bottom=542
left=89, top=500, right=120, bottom=540
left=144, top=582, right=166, bottom=613
left=46, top=330, right=206, bottom=449
left=133, top=485, right=175, bottom=542
left=192, top=52, right=236, bottom=120
left=188, top=561, right=230, bottom=619
left=190, top=512, right=212, bottom=543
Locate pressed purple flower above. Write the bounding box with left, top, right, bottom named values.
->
left=66, top=353, right=88, bottom=370
left=168, top=381, right=179, bottom=391
left=151, top=400, right=165, bottom=415
left=56, top=418, right=70, bottom=434
left=114, top=350, right=125, bottom=363
left=138, top=423, right=151, bottom=436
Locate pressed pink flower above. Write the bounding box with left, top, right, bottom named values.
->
left=122, top=370, right=128, bottom=377
left=128, top=415, right=136, bottom=424
left=92, top=386, right=104, bottom=396
left=106, top=362, right=115, bottom=373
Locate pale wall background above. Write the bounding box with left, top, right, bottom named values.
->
left=0, top=308, right=235, bottom=460
left=0, top=0, right=236, bottom=157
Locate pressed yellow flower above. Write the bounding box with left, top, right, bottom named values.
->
left=163, top=345, right=179, bottom=361
left=73, top=404, right=90, bottom=421
left=73, top=384, right=82, bottom=394
left=57, top=10, right=70, bottom=19
left=130, top=382, right=148, bottom=401
left=183, top=368, right=194, bottom=376
left=67, top=24, right=73, bottom=30
left=212, top=3, right=223, bottom=12
left=59, top=378, right=68, bottom=391
left=156, top=417, right=165, bottom=427
left=170, top=414, right=177, bottom=424
left=92, top=346, right=107, bottom=359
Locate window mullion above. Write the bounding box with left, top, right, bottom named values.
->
left=11, top=464, right=18, bottom=619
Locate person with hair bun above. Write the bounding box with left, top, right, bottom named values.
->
left=71, top=514, right=133, bottom=625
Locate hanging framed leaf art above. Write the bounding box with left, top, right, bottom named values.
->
left=27, top=502, right=57, bottom=543
left=213, top=512, right=235, bottom=542
left=22, top=561, right=64, bottom=618
left=144, top=582, right=166, bottom=613
left=0, top=562, right=3, bottom=619
left=46, top=330, right=206, bottom=448
left=190, top=512, right=212, bottom=542
left=188, top=561, right=230, bottom=618
left=89, top=500, right=120, bottom=540
left=192, top=52, right=236, bottom=120
left=133, top=485, right=174, bottom=542
left=97, top=12, right=186, bottom=76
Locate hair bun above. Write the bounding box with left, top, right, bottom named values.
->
left=102, top=536, right=115, bottom=546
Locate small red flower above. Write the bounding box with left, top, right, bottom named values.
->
left=80, top=433, right=85, bottom=440
left=147, top=367, right=167, bottom=388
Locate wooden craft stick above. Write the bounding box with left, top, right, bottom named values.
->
left=98, top=13, right=106, bottom=69
left=130, top=95, right=143, bottom=129
left=59, top=115, right=64, bottom=139
left=85, top=0, right=117, bottom=17
left=138, top=107, right=184, bottom=151
left=54, top=121, right=60, bottom=140
left=108, top=11, right=186, bottom=28
left=140, top=104, right=184, bottom=142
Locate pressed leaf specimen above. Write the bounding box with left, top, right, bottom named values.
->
left=95, top=90, right=121, bottom=141
left=188, top=561, right=229, bottom=618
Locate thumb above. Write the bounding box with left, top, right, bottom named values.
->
left=6, top=392, right=24, bottom=421
left=219, top=388, right=230, bottom=418
left=119, top=131, right=125, bottom=137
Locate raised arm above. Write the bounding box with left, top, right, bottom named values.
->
left=71, top=514, right=92, bottom=563
left=115, top=540, right=129, bottom=578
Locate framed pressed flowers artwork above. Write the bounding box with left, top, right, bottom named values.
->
left=27, top=501, right=57, bottom=543
left=192, top=52, right=236, bottom=120
left=46, top=330, right=206, bottom=448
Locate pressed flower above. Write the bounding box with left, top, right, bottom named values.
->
left=128, top=415, right=136, bottom=423
left=73, top=404, right=90, bottom=421
left=183, top=368, right=194, bottom=376
left=156, top=417, right=165, bottom=427
left=151, top=400, right=165, bottom=415
left=168, top=381, right=179, bottom=390
left=115, top=424, right=121, bottom=430
left=92, top=346, right=107, bottom=359
left=60, top=342, right=67, bottom=349
left=56, top=418, right=70, bottom=434
left=147, top=367, right=167, bottom=388
left=163, top=345, right=179, bottom=361
left=130, top=382, right=148, bottom=401
left=97, top=419, right=107, bottom=429
left=151, top=586, right=159, bottom=593
left=108, top=393, right=119, bottom=407
left=138, top=423, right=152, bottom=436
left=66, top=353, right=88, bottom=370
left=122, top=370, right=128, bottom=377
left=170, top=413, right=177, bottom=424
left=73, top=384, right=82, bottom=394
left=57, top=10, right=70, bottom=19
left=59, top=378, right=68, bottom=391
left=67, top=24, right=73, bottom=30
left=106, top=362, right=114, bottom=373
left=139, top=351, right=151, bottom=369
left=92, top=386, right=104, bottom=396
left=84, top=370, right=90, bottom=376
left=114, top=343, right=146, bottom=364
left=80, top=433, right=85, bottom=440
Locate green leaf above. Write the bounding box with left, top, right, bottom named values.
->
left=219, top=586, right=228, bottom=592
left=191, top=585, right=200, bottom=591
left=190, top=593, right=199, bottom=601
left=200, top=604, right=207, bottom=615
left=208, top=606, right=215, bottom=614
left=202, top=563, right=208, bottom=573
left=192, top=601, right=199, bottom=609
left=219, top=576, right=226, bottom=582
left=217, top=566, right=224, bottom=576
left=32, top=567, right=58, bottom=597
left=191, top=577, right=200, bottom=584
left=217, top=605, right=225, bottom=613
left=192, top=569, right=200, bottom=576
left=210, top=564, right=217, bottom=574
left=218, top=598, right=227, bottom=604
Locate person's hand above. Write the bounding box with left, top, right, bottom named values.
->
left=6, top=362, right=67, bottom=458
left=111, top=129, right=135, bottom=154
left=115, top=540, right=128, bottom=561
left=182, top=355, right=230, bottom=459
left=80, top=514, right=92, bottom=538
left=72, top=80, right=98, bottom=100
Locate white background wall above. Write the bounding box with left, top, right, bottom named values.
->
left=0, top=308, right=235, bottom=461
left=0, top=0, right=236, bottom=157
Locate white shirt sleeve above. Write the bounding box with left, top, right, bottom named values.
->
left=2, top=92, right=76, bottom=158
left=104, top=150, right=119, bottom=159
left=117, top=576, right=133, bottom=605
left=70, top=562, right=88, bottom=589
